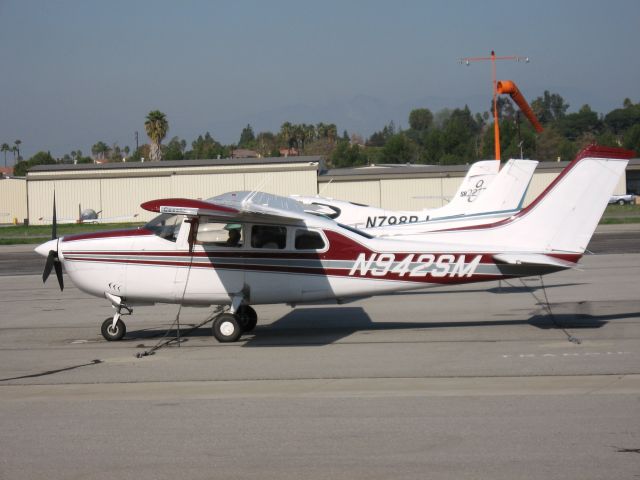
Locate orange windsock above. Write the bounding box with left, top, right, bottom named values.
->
left=496, top=80, right=543, bottom=133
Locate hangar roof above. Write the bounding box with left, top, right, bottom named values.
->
left=319, top=158, right=640, bottom=182
left=30, top=155, right=322, bottom=173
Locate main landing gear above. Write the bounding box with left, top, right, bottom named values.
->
left=212, top=305, right=257, bottom=343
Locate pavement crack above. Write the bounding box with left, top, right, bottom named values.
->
left=0, top=359, right=102, bottom=382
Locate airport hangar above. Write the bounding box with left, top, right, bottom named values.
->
left=2, top=155, right=638, bottom=225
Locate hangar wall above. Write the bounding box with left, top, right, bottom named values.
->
left=320, top=160, right=630, bottom=210
left=27, top=158, right=319, bottom=225
left=0, top=178, right=27, bottom=224
left=22, top=156, right=635, bottom=225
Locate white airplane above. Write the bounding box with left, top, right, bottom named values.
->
left=293, top=158, right=537, bottom=231
left=34, top=146, right=632, bottom=343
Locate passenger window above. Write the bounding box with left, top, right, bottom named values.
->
left=251, top=225, right=287, bottom=249
left=295, top=229, right=326, bottom=250
left=196, top=219, right=243, bottom=247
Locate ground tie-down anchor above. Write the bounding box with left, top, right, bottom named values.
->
left=135, top=306, right=227, bottom=358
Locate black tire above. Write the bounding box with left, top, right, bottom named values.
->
left=617, top=199, right=625, bottom=205
left=237, top=305, right=258, bottom=332
left=212, top=313, right=242, bottom=342
left=101, top=318, right=126, bottom=341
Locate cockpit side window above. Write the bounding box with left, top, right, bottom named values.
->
left=145, top=213, right=184, bottom=242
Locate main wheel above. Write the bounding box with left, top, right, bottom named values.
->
left=101, top=318, right=126, bottom=341
left=212, top=313, right=242, bottom=342
left=237, top=305, right=258, bottom=332
left=618, top=199, right=625, bottom=205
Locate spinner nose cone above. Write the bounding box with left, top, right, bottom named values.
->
left=35, top=239, right=58, bottom=258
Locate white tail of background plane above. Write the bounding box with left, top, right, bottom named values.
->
left=433, top=160, right=499, bottom=216
left=426, top=146, right=634, bottom=254
left=464, top=159, right=538, bottom=215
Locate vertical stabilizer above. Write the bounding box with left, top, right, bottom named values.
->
left=464, top=159, right=538, bottom=215
left=434, top=160, right=499, bottom=216
left=430, top=146, right=633, bottom=253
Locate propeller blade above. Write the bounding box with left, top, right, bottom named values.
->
left=52, top=191, right=57, bottom=240
left=53, top=260, right=64, bottom=291
left=43, top=250, right=56, bottom=283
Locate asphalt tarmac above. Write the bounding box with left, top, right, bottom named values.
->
left=0, top=227, right=639, bottom=479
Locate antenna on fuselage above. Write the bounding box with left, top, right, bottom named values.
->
left=317, top=178, right=333, bottom=196
left=244, top=173, right=273, bottom=206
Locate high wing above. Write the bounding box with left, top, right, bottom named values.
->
left=141, top=191, right=309, bottom=225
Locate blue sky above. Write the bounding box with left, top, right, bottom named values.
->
left=1, top=0, right=639, bottom=160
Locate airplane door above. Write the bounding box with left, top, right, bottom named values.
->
left=174, top=218, right=245, bottom=304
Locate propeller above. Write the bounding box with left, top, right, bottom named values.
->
left=42, top=192, right=64, bottom=291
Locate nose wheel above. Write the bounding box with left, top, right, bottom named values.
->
left=101, top=317, right=127, bottom=341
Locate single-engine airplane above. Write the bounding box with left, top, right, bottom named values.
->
left=39, top=204, right=139, bottom=224
left=293, top=157, right=537, bottom=232
left=35, top=145, right=632, bottom=343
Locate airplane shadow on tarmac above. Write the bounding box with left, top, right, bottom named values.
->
left=239, top=304, right=640, bottom=347
left=123, top=301, right=640, bottom=347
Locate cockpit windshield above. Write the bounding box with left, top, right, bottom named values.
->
left=144, top=213, right=184, bottom=242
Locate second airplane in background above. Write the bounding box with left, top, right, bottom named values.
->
left=293, top=158, right=538, bottom=234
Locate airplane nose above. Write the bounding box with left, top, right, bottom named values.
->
left=35, top=239, right=58, bottom=258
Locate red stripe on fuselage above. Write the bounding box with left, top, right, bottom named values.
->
left=62, top=228, right=153, bottom=242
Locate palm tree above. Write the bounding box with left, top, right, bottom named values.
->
left=326, top=124, right=338, bottom=144
left=1, top=143, right=9, bottom=168
left=14, top=140, right=21, bottom=161
left=144, top=110, right=169, bottom=161
left=91, top=141, right=109, bottom=162
left=280, top=122, right=293, bottom=154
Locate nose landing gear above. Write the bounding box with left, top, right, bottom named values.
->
left=101, top=317, right=127, bottom=341
left=102, top=292, right=133, bottom=341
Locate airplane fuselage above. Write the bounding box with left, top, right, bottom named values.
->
left=48, top=218, right=578, bottom=308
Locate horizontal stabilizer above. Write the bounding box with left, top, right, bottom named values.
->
left=493, top=253, right=578, bottom=269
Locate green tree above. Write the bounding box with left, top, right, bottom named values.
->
left=623, top=124, right=640, bottom=153
left=1, top=143, right=10, bottom=168
left=187, top=132, right=227, bottom=159
left=604, top=103, right=640, bottom=133
left=14, top=139, right=22, bottom=161
left=440, top=106, right=480, bottom=163
left=164, top=136, right=187, bottom=160
left=381, top=134, right=417, bottom=164
left=91, top=141, right=109, bottom=161
left=238, top=124, right=256, bottom=148
left=144, top=110, right=169, bottom=161
left=13, top=151, right=56, bottom=176
left=555, top=104, right=601, bottom=140
left=279, top=122, right=294, bottom=153
left=531, top=91, right=569, bottom=124
left=408, top=108, right=433, bottom=131
left=366, top=122, right=395, bottom=147
left=255, top=132, right=278, bottom=157
left=331, top=141, right=368, bottom=168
